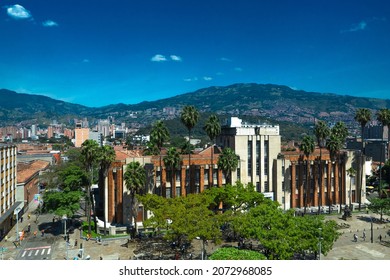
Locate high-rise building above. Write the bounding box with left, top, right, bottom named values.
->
left=216, top=117, right=281, bottom=199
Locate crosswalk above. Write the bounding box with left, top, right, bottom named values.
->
left=20, top=245, right=51, bottom=259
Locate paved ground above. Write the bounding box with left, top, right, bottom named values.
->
left=1, top=202, right=389, bottom=260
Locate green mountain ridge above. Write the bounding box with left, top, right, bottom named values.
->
left=1, top=84, right=389, bottom=128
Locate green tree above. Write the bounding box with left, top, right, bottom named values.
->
left=376, top=108, right=390, bottom=195
left=300, top=135, right=315, bottom=214
left=354, top=108, right=372, bottom=210
left=150, top=120, right=170, bottom=195
left=80, top=139, right=100, bottom=234
left=314, top=120, right=330, bottom=213
left=97, top=145, right=116, bottom=235
left=203, top=114, right=221, bottom=187
left=180, top=105, right=199, bottom=194
left=139, top=193, right=223, bottom=255
left=209, top=247, right=267, bottom=260
left=58, top=163, right=88, bottom=191
left=368, top=198, right=390, bottom=222
left=217, top=147, right=239, bottom=185
left=43, top=190, right=83, bottom=218
left=163, top=147, right=181, bottom=198
left=330, top=121, right=348, bottom=212
left=124, top=161, right=146, bottom=235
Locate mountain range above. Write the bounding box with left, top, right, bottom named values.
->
left=1, top=83, right=389, bottom=133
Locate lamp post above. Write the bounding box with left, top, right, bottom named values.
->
left=370, top=216, right=373, bottom=243
left=318, top=228, right=322, bottom=260
left=196, top=236, right=205, bottom=260
left=62, top=215, right=68, bottom=260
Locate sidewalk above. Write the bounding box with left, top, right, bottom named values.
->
left=322, top=213, right=390, bottom=260
left=0, top=200, right=41, bottom=260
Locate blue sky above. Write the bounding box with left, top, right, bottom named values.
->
left=1, top=0, right=389, bottom=107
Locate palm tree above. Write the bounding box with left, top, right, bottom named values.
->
left=80, top=139, right=100, bottom=234
left=150, top=120, right=170, bottom=194
left=354, top=108, right=371, bottom=210
left=180, top=105, right=199, bottom=194
left=163, top=147, right=181, bottom=198
left=347, top=167, right=356, bottom=208
left=124, top=161, right=146, bottom=236
left=314, top=120, right=330, bottom=213
left=300, top=135, right=315, bottom=214
left=217, top=147, right=239, bottom=185
left=203, top=114, right=221, bottom=188
left=376, top=108, right=390, bottom=196
left=98, top=145, right=116, bottom=235
left=330, top=121, right=348, bottom=212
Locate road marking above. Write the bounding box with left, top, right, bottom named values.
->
left=47, top=248, right=51, bottom=254
left=356, top=244, right=385, bottom=258
left=41, top=249, right=45, bottom=255
left=35, top=250, right=39, bottom=256
left=24, top=245, right=51, bottom=251
left=28, top=251, right=32, bottom=257
left=21, top=251, right=27, bottom=257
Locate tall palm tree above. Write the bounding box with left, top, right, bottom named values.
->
left=80, top=139, right=100, bottom=234
left=376, top=108, right=390, bottom=196
left=314, top=120, right=330, bottom=213
left=300, top=135, right=315, bottom=214
left=150, top=120, right=170, bottom=194
left=354, top=108, right=372, bottom=210
left=180, top=105, right=199, bottom=194
left=98, top=145, right=116, bottom=235
left=124, top=161, right=146, bottom=236
left=203, top=114, right=221, bottom=188
left=163, top=147, right=181, bottom=198
left=347, top=167, right=356, bottom=208
left=217, top=147, right=239, bottom=185
left=330, top=121, right=348, bottom=212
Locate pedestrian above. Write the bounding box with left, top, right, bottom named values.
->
left=4, top=235, right=8, bottom=242
left=33, top=231, right=37, bottom=237
left=41, top=229, right=44, bottom=237
left=362, top=231, right=366, bottom=241
left=27, top=223, right=31, bottom=233
left=379, top=234, right=382, bottom=242
left=20, top=216, right=23, bottom=223
left=28, top=214, right=31, bottom=220
left=74, top=239, right=78, bottom=247
left=353, top=234, right=358, bottom=242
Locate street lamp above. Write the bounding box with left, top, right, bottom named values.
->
left=318, top=228, right=322, bottom=260
left=369, top=216, right=374, bottom=243
left=196, top=236, right=205, bottom=260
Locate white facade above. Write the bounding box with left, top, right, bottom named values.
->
left=217, top=117, right=281, bottom=197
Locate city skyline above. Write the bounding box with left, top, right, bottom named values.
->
left=1, top=0, right=390, bottom=107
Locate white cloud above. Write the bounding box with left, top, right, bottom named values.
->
left=42, top=20, right=58, bottom=27
left=6, top=4, right=32, bottom=19
left=151, top=54, right=167, bottom=62
left=234, top=67, right=243, bottom=72
left=184, top=77, right=198, bottom=82
left=341, top=21, right=367, bottom=33
left=170, top=55, right=182, bottom=61
left=82, top=59, right=90, bottom=63
left=203, top=76, right=213, bottom=81
left=220, top=57, right=232, bottom=62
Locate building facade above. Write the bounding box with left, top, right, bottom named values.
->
left=216, top=117, right=281, bottom=199
left=0, top=144, right=18, bottom=240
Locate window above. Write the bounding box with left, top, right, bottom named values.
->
left=248, top=140, right=252, bottom=175
left=256, top=141, right=260, bottom=176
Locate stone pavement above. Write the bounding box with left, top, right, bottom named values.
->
left=322, top=213, right=390, bottom=260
